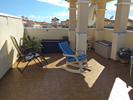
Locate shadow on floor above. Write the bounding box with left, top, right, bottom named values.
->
left=0, top=50, right=133, bottom=100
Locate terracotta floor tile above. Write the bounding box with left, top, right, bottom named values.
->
left=0, top=89, right=15, bottom=100
left=0, top=50, right=133, bottom=100
left=12, top=95, right=26, bottom=100
left=73, top=94, right=87, bottom=100
left=62, top=93, right=75, bottom=100
left=38, top=95, right=50, bottom=100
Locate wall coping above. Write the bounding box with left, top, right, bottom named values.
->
left=25, top=28, right=69, bottom=30
left=25, top=28, right=96, bottom=30
left=68, top=8, right=78, bottom=10
left=104, top=28, right=114, bottom=31
left=96, top=9, right=107, bottom=12
left=0, top=13, right=21, bottom=19
left=127, top=30, right=133, bottom=33
left=76, top=1, right=91, bottom=5
left=25, top=28, right=133, bottom=33
left=115, top=2, right=133, bottom=6
left=88, top=28, right=95, bottom=30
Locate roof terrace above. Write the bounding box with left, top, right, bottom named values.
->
left=0, top=51, right=133, bottom=100
left=0, top=0, right=133, bottom=100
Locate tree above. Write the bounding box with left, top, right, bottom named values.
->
left=25, top=17, right=28, bottom=20
left=21, top=16, right=25, bottom=19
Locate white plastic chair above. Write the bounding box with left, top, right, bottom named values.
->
left=58, top=41, right=92, bottom=74
left=87, top=36, right=92, bottom=50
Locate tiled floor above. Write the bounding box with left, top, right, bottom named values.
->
left=0, top=50, right=133, bottom=100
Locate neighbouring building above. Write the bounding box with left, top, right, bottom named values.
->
left=23, top=19, right=35, bottom=27
left=51, top=17, right=59, bottom=27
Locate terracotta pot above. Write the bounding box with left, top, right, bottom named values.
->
left=62, top=36, right=68, bottom=41
left=118, top=58, right=129, bottom=66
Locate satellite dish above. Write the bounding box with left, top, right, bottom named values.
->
left=88, top=4, right=97, bottom=26
left=110, top=15, right=114, bottom=20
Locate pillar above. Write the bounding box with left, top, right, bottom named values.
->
left=111, top=0, right=132, bottom=60
left=68, top=0, right=77, bottom=50
left=94, top=1, right=106, bottom=41
left=76, top=0, right=91, bottom=54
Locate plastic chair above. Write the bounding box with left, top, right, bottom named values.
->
left=10, top=36, right=48, bottom=73
left=87, top=36, right=92, bottom=50
left=58, top=41, right=92, bottom=74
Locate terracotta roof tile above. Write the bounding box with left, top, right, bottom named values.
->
left=23, top=19, right=34, bottom=22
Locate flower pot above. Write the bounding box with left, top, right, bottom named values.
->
left=118, top=58, right=129, bottom=66
left=62, top=36, right=68, bottom=41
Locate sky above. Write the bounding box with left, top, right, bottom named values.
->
left=0, top=0, right=133, bottom=23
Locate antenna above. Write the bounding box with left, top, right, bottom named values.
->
left=110, top=15, right=114, bottom=20
left=88, top=4, right=97, bottom=26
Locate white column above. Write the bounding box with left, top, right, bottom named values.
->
left=111, top=0, right=132, bottom=60
left=68, top=0, right=77, bottom=50
left=76, top=0, right=91, bottom=54
left=94, top=1, right=106, bottom=41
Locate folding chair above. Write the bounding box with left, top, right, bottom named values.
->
left=10, top=36, right=48, bottom=73
left=58, top=41, right=92, bottom=74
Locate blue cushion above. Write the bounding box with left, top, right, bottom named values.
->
left=58, top=41, right=73, bottom=54
left=58, top=41, right=74, bottom=61
left=58, top=41, right=87, bottom=62
left=67, top=54, right=87, bottom=62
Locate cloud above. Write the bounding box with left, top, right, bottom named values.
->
left=106, top=1, right=117, bottom=11
left=54, top=11, right=69, bottom=17
left=105, top=0, right=133, bottom=20
left=27, top=15, right=67, bottom=23
left=106, top=0, right=133, bottom=11
left=28, top=15, right=52, bottom=22
left=129, top=16, right=133, bottom=19
left=130, top=7, right=133, bottom=10
left=58, top=16, right=67, bottom=21
left=53, top=11, right=69, bottom=21
left=105, top=1, right=117, bottom=19
left=29, top=15, right=36, bottom=18
left=37, top=0, right=69, bottom=8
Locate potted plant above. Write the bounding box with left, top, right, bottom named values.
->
left=117, top=48, right=131, bottom=66
left=21, top=35, right=43, bottom=53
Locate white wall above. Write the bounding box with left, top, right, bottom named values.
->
left=87, top=28, right=113, bottom=48
left=104, top=28, right=113, bottom=42
left=87, top=28, right=133, bottom=60
left=88, top=28, right=95, bottom=48
left=26, top=28, right=113, bottom=49
left=25, top=28, right=133, bottom=61
left=103, top=29, right=133, bottom=50
left=0, top=15, right=24, bottom=79
left=25, top=28, right=68, bottom=41
left=126, top=31, right=133, bottom=49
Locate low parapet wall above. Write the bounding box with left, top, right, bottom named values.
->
left=25, top=27, right=133, bottom=61
left=24, top=28, right=68, bottom=41
left=0, top=13, right=24, bottom=79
